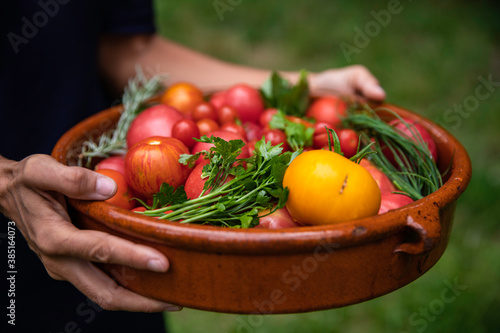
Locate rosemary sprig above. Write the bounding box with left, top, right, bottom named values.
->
left=78, top=67, right=166, bottom=167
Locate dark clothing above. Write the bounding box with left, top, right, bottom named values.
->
left=1, top=1, right=166, bottom=332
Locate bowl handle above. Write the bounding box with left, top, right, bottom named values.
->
left=393, top=205, right=441, bottom=256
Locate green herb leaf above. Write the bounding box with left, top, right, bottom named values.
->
left=152, top=183, right=188, bottom=209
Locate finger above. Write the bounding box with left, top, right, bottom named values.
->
left=49, top=258, right=181, bottom=312
left=347, top=65, right=386, bottom=101
left=21, top=154, right=117, bottom=200
left=37, top=223, right=170, bottom=273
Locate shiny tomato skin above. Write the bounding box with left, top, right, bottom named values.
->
left=192, top=102, right=218, bottom=122
left=95, top=155, right=126, bottom=176
left=124, top=136, right=191, bottom=200
left=96, top=169, right=136, bottom=210
left=378, top=193, right=414, bottom=215
left=390, top=119, right=438, bottom=162
left=359, top=159, right=396, bottom=194
left=338, top=129, right=359, bottom=158
left=306, top=96, right=347, bottom=128
left=216, top=105, right=239, bottom=125
left=221, top=122, right=247, bottom=139
left=209, top=90, right=227, bottom=110
left=224, top=84, right=264, bottom=124
left=184, top=162, right=234, bottom=199
left=126, top=104, right=184, bottom=149
left=172, top=118, right=200, bottom=149
left=285, top=115, right=314, bottom=128
left=259, top=108, right=278, bottom=128
left=256, top=206, right=300, bottom=229
left=161, top=82, right=204, bottom=117
left=196, top=118, right=220, bottom=137
left=262, top=128, right=290, bottom=151
left=283, top=150, right=381, bottom=225
left=243, top=121, right=264, bottom=142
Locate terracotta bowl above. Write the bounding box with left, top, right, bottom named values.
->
left=52, top=102, right=471, bottom=314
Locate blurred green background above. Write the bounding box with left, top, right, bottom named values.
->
left=153, top=0, right=500, bottom=332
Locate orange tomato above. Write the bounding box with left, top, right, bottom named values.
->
left=161, top=82, right=204, bottom=117
left=96, top=169, right=136, bottom=210
left=283, top=150, right=381, bottom=225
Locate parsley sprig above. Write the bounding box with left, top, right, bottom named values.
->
left=138, top=137, right=297, bottom=228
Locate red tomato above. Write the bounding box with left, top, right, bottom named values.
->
left=216, top=105, right=239, bottom=125
left=221, top=122, right=247, bottom=139
left=313, top=121, right=335, bottom=136
left=192, top=102, right=218, bottom=122
left=243, top=121, right=263, bottom=142
left=247, top=139, right=258, bottom=157
left=172, top=118, right=200, bottom=149
left=124, top=136, right=191, bottom=200
left=262, top=128, right=289, bottom=151
left=224, top=84, right=264, bottom=123
left=184, top=163, right=234, bottom=199
left=359, top=159, right=396, bottom=194
left=131, top=206, right=146, bottom=212
left=259, top=108, right=278, bottom=128
left=389, top=119, right=438, bottom=162
left=378, top=193, right=414, bottom=215
left=126, top=104, right=184, bottom=149
left=306, top=96, right=347, bottom=128
left=95, top=155, right=126, bottom=176
left=161, top=82, right=204, bottom=117
left=196, top=118, right=220, bottom=137
left=191, top=130, right=249, bottom=165
left=338, top=129, right=359, bottom=158
left=256, top=206, right=300, bottom=229
left=209, top=90, right=227, bottom=110
left=96, top=169, right=136, bottom=210
left=285, top=115, right=314, bottom=128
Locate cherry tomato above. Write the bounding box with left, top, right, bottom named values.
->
left=313, top=132, right=333, bottom=149
left=283, top=150, right=381, bottom=225
left=262, top=128, right=289, bottom=151
left=256, top=206, right=300, bottom=229
left=389, top=119, right=438, bottom=162
left=221, top=122, right=247, bottom=139
left=191, top=130, right=248, bottom=165
left=96, top=169, right=136, bottom=210
left=184, top=163, right=234, bottom=199
left=161, top=82, right=204, bottom=117
left=95, top=155, right=126, bottom=176
left=285, top=115, right=314, bottom=128
left=172, top=118, right=200, bottom=149
left=216, top=105, right=239, bottom=125
left=338, top=129, right=359, bottom=158
left=126, top=104, right=184, bottom=149
left=306, top=96, right=347, bottom=128
left=224, top=84, right=264, bottom=123
left=196, top=118, right=220, bottom=137
left=209, top=90, right=227, bottom=110
left=243, top=121, right=263, bottom=142
left=313, top=121, right=335, bottom=136
left=259, top=108, right=278, bottom=128
left=192, top=102, right=218, bottom=122
left=124, top=136, right=191, bottom=200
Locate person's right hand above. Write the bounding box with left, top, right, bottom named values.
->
left=0, top=154, right=181, bottom=312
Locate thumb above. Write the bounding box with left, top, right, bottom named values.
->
left=22, top=154, right=117, bottom=200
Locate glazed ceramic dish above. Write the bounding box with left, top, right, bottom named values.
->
left=52, top=102, right=471, bottom=314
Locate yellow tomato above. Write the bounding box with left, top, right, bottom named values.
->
left=161, top=82, right=204, bottom=117
left=283, top=150, right=381, bottom=225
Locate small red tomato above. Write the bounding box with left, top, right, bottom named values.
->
left=96, top=169, right=136, bottom=210
left=247, top=139, right=258, bottom=157
left=263, top=128, right=289, bottom=151
left=124, top=136, right=191, bottom=200
left=313, top=132, right=333, bottom=149
left=221, top=122, right=247, bottom=139
left=184, top=163, right=234, bottom=199
left=390, top=119, right=438, bottom=162
left=196, top=118, right=220, bottom=137
left=313, top=121, right=335, bottom=136
left=172, top=118, right=200, bottom=148
left=95, top=155, right=126, bottom=176
left=243, top=121, right=263, bottom=142
left=306, top=96, right=347, bottom=128
left=259, top=108, right=278, bottom=128
left=285, top=115, right=314, bottom=128
left=191, top=130, right=249, bottom=165
left=224, top=84, right=264, bottom=124
left=209, top=90, right=227, bottom=110
left=378, top=193, right=414, bottom=215
left=256, top=206, right=300, bottom=229
left=216, top=105, right=240, bottom=125
left=131, top=206, right=146, bottom=212
left=359, top=159, right=396, bottom=194
left=192, top=102, right=218, bottom=122
left=338, top=129, right=359, bottom=158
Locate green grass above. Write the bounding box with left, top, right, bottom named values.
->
left=154, top=0, right=500, bottom=332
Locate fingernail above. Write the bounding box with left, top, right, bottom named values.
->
left=147, top=258, right=167, bottom=272
left=373, top=85, right=386, bottom=96
left=96, top=176, right=116, bottom=197
left=163, top=305, right=183, bottom=312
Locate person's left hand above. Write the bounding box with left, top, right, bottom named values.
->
left=308, top=65, right=386, bottom=102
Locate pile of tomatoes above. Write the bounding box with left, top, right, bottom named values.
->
left=94, top=81, right=437, bottom=228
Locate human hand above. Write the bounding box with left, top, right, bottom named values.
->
left=0, top=154, right=180, bottom=312
left=308, top=65, right=386, bottom=102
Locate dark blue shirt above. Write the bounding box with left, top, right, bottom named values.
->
left=1, top=1, right=166, bottom=332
